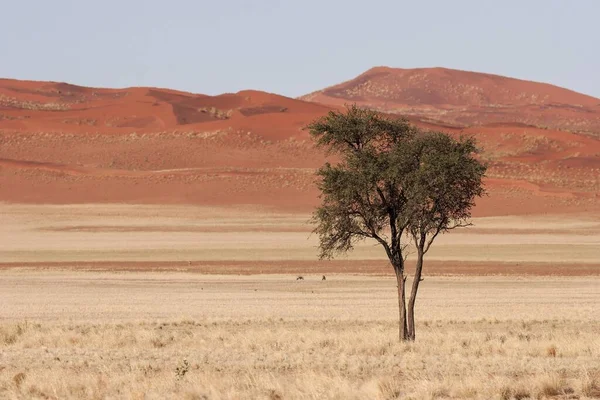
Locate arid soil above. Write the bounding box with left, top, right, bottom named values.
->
left=1, top=129, right=598, bottom=214
left=1, top=272, right=598, bottom=322
left=1, top=204, right=599, bottom=274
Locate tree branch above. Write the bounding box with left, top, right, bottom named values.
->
left=423, top=227, right=442, bottom=254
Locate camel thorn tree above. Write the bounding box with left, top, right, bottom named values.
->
left=307, top=105, right=486, bottom=341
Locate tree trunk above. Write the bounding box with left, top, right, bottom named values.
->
left=395, top=266, right=408, bottom=341
left=407, top=249, right=424, bottom=341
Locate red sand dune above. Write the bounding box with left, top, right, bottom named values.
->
left=1, top=73, right=599, bottom=215
left=0, top=79, right=331, bottom=140
left=301, top=67, right=600, bottom=135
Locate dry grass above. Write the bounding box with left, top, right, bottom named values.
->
left=0, top=94, right=70, bottom=111
left=0, top=319, right=599, bottom=399
left=0, top=272, right=599, bottom=399
left=0, top=203, right=598, bottom=398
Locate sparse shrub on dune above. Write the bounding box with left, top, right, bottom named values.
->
left=0, top=94, right=71, bottom=111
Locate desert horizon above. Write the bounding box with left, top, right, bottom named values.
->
left=2, top=66, right=599, bottom=399
left=2, top=66, right=599, bottom=398
left=1, top=2, right=600, bottom=398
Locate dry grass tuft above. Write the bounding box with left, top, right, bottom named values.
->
left=500, top=385, right=531, bottom=400
left=377, top=376, right=403, bottom=399
left=582, top=372, right=600, bottom=398
left=12, top=372, right=26, bottom=389
left=268, top=389, right=284, bottom=400
left=537, top=374, right=574, bottom=398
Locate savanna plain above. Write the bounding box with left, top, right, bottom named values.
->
left=1, top=204, right=599, bottom=399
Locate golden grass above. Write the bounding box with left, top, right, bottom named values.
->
left=1, top=319, right=599, bottom=399
left=0, top=203, right=598, bottom=398
left=0, top=272, right=599, bottom=399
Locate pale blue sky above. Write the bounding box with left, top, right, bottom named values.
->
left=1, top=0, right=599, bottom=98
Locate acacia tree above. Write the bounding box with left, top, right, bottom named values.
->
left=307, top=106, right=486, bottom=341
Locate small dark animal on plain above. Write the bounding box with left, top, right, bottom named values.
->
left=322, top=275, right=326, bottom=281
left=296, top=276, right=304, bottom=280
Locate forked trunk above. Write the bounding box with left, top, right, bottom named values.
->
left=407, top=249, right=424, bottom=341
left=395, top=266, right=408, bottom=341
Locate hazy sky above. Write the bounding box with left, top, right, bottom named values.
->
left=2, top=0, right=599, bottom=98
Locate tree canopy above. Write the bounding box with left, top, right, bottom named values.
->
left=307, top=105, right=487, bottom=341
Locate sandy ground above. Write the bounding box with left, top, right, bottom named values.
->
left=2, top=204, right=599, bottom=272
left=0, top=272, right=598, bottom=323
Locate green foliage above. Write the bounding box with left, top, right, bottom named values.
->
left=308, top=105, right=418, bottom=154
left=307, top=105, right=486, bottom=262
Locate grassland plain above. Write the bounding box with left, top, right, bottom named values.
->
left=0, top=273, right=599, bottom=399
left=0, top=204, right=599, bottom=399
